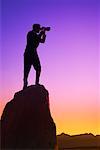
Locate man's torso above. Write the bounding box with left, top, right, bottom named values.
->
left=25, top=31, right=40, bottom=52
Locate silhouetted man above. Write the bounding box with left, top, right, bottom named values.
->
left=23, top=24, right=46, bottom=89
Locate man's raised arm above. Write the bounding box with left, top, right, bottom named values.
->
left=38, top=31, right=46, bottom=43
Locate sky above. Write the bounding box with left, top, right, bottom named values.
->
left=0, top=0, right=100, bottom=135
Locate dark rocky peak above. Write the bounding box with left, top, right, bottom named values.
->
left=1, top=85, right=57, bottom=149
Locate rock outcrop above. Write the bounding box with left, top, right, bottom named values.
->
left=1, top=85, right=57, bottom=149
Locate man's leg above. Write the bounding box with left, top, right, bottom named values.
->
left=23, top=64, right=31, bottom=89
left=23, top=53, right=31, bottom=89
left=32, top=52, right=41, bottom=85
left=35, top=66, right=41, bottom=85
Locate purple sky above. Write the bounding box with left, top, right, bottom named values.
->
left=1, top=0, right=100, bottom=135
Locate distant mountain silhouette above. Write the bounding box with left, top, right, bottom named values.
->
left=57, top=133, right=100, bottom=149
left=1, top=85, right=57, bottom=149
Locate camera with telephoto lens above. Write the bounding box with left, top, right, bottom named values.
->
left=40, top=27, right=50, bottom=31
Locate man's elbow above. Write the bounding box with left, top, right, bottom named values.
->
left=40, top=39, right=45, bottom=43
left=40, top=35, right=46, bottom=43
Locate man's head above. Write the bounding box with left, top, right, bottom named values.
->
left=32, top=24, right=41, bottom=33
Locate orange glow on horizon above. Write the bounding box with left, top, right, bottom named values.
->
left=0, top=97, right=100, bottom=136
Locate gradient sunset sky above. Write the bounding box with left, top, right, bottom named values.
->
left=1, top=0, right=100, bottom=135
